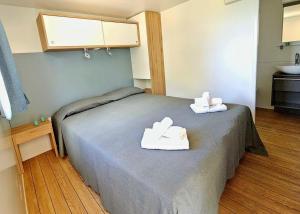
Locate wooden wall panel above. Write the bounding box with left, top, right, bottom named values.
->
left=145, top=11, right=166, bottom=96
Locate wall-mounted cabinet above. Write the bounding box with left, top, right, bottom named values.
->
left=102, top=21, right=139, bottom=47
left=41, top=15, right=104, bottom=48
left=37, top=13, right=140, bottom=51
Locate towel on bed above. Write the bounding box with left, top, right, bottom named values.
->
left=192, top=92, right=227, bottom=114
left=141, top=117, right=189, bottom=150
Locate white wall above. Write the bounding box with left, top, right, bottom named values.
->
left=0, top=5, right=42, bottom=53
left=256, top=0, right=300, bottom=109
left=0, top=166, right=26, bottom=214
left=161, top=0, right=260, bottom=114
left=0, top=117, right=26, bottom=214
left=256, top=0, right=287, bottom=109
left=0, top=117, right=15, bottom=171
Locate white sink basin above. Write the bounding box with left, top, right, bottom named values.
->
left=276, top=65, right=300, bottom=74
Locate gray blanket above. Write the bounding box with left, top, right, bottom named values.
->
left=53, top=87, right=267, bottom=214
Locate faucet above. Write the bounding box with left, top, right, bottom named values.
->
left=295, top=53, right=300, bottom=65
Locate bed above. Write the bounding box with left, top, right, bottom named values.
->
left=53, top=87, right=267, bottom=214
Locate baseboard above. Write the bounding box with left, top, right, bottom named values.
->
left=256, top=107, right=274, bottom=112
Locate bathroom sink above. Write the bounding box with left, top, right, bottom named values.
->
left=276, top=65, right=300, bottom=74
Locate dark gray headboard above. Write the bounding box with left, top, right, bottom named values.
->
left=11, top=49, right=133, bottom=127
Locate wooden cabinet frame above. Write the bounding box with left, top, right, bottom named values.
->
left=129, top=11, right=166, bottom=96
left=145, top=11, right=166, bottom=95
left=37, top=12, right=140, bottom=51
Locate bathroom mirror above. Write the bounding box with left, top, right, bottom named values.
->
left=282, top=2, right=300, bottom=43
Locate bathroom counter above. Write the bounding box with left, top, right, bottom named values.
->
left=272, top=72, right=300, bottom=114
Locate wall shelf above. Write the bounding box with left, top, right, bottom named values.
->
left=278, top=42, right=300, bottom=49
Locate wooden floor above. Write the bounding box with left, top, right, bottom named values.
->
left=23, top=152, right=108, bottom=214
left=24, top=108, right=300, bottom=214
left=220, top=109, right=300, bottom=213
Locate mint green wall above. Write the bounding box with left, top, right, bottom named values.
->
left=11, top=49, right=133, bottom=127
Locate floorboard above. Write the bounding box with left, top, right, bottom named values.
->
left=37, top=154, right=71, bottom=214
left=23, top=161, right=40, bottom=214
left=29, top=157, right=55, bottom=214
left=46, top=152, right=88, bottom=214
left=23, top=108, right=300, bottom=213
left=58, top=155, right=103, bottom=214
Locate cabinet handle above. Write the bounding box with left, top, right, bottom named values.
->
left=274, top=78, right=300, bottom=81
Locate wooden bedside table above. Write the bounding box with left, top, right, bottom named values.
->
left=11, top=119, right=58, bottom=174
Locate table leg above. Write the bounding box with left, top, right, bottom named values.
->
left=12, top=139, right=24, bottom=174
left=49, top=132, right=58, bottom=157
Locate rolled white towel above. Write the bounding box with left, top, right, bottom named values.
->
left=195, top=97, right=210, bottom=107
left=210, top=98, right=223, bottom=106
left=163, top=126, right=187, bottom=140
left=152, top=122, right=161, bottom=130
left=151, top=117, right=173, bottom=139
left=202, top=91, right=210, bottom=99
left=194, top=92, right=210, bottom=107
left=208, top=104, right=227, bottom=113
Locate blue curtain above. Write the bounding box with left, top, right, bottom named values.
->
left=0, top=21, right=29, bottom=115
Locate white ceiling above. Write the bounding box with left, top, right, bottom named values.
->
left=0, top=0, right=189, bottom=18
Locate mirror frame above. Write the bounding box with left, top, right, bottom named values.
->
left=283, top=0, right=300, bottom=8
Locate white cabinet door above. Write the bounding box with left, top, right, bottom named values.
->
left=102, top=21, right=139, bottom=47
left=42, top=15, right=104, bottom=47
left=129, top=12, right=151, bottom=79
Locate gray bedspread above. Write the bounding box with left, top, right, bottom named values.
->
left=53, top=87, right=267, bottom=214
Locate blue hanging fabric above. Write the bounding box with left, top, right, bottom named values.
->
left=0, top=21, right=29, bottom=115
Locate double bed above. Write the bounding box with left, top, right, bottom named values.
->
left=53, top=87, right=267, bottom=214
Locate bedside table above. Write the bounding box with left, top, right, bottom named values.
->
left=11, top=119, right=58, bottom=174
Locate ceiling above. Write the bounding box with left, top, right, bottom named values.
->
left=0, top=0, right=189, bottom=18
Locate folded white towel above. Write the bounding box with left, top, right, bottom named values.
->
left=190, top=104, right=209, bottom=114
left=141, top=117, right=189, bottom=151
left=210, top=98, right=223, bottom=106
left=209, top=104, right=227, bottom=112
left=192, top=91, right=226, bottom=114
left=163, top=126, right=187, bottom=140
left=190, top=103, right=227, bottom=114
left=141, top=129, right=189, bottom=150
left=151, top=117, right=173, bottom=140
